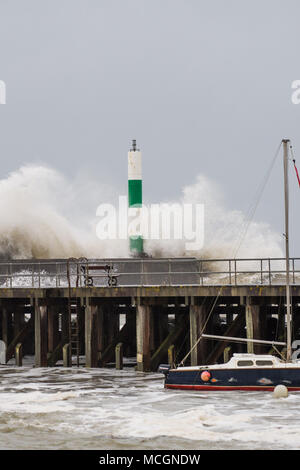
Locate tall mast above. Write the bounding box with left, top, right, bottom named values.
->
left=283, top=139, right=292, bottom=361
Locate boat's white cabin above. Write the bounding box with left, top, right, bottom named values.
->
left=177, top=353, right=300, bottom=370
left=221, top=353, right=282, bottom=369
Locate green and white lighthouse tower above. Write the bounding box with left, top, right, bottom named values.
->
left=128, top=139, right=144, bottom=256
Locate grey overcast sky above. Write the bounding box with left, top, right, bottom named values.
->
left=0, top=0, right=300, bottom=254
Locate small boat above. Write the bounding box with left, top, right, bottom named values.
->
left=159, top=354, right=300, bottom=391
left=159, top=139, right=300, bottom=391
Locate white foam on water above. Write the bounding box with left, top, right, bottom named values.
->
left=0, top=390, right=80, bottom=414
left=108, top=405, right=252, bottom=442
left=0, top=367, right=300, bottom=449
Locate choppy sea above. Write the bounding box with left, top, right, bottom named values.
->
left=0, top=359, right=298, bottom=450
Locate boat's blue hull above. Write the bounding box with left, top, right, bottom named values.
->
left=164, top=367, right=300, bottom=391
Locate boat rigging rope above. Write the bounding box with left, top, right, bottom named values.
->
left=179, top=291, right=223, bottom=366
left=179, top=141, right=284, bottom=367
left=272, top=345, right=286, bottom=361
left=289, top=142, right=300, bottom=188
left=233, top=140, right=282, bottom=258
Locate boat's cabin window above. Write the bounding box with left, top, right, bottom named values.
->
left=237, top=360, right=254, bottom=367
left=255, top=360, right=273, bottom=366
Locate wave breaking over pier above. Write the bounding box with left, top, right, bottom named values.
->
left=0, top=165, right=283, bottom=260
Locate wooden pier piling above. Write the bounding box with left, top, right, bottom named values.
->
left=35, top=303, right=48, bottom=367
left=136, top=304, right=151, bottom=372
left=15, top=342, right=22, bottom=366
left=245, top=298, right=261, bottom=354
left=47, top=304, right=59, bottom=355
left=115, top=342, right=123, bottom=370
left=189, top=302, right=210, bottom=366
left=0, top=257, right=298, bottom=370
left=168, top=344, right=175, bottom=367
left=1, top=306, right=11, bottom=351
left=85, top=302, right=98, bottom=368
left=63, top=343, right=71, bottom=367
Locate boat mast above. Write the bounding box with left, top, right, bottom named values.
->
left=283, top=139, right=292, bottom=361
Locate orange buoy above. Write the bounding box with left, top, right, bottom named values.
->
left=201, top=371, right=211, bottom=382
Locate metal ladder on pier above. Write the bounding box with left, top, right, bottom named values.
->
left=69, top=300, right=80, bottom=367
left=67, top=259, right=81, bottom=367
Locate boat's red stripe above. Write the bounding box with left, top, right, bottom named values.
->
left=165, top=384, right=300, bottom=391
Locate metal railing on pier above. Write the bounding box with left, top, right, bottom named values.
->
left=0, top=257, right=299, bottom=289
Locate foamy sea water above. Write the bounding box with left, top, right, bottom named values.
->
left=0, top=361, right=299, bottom=450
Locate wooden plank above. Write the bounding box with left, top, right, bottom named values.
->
left=150, top=315, right=188, bottom=371
left=6, top=318, right=33, bottom=363
left=206, top=312, right=245, bottom=364
left=47, top=339, right=65, bottom=367
left=100, top=320, right=132, bottom=366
